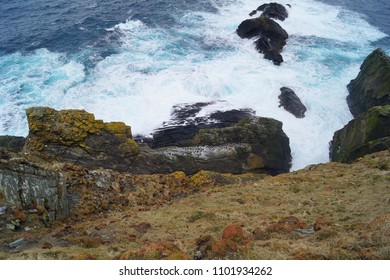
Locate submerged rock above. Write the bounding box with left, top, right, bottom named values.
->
left=330, top=105, right=390, bottom=163
left=278, top=87, right=307, bottom=118
left=347, top=48, right=390, bottom=117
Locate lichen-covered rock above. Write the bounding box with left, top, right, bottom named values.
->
left=330, top=105, right=390, bottom=163
left=347, top=48, right=390, bottom=117
left=23, top=107, right=140, bottom=171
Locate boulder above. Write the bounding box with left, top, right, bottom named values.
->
left=330, top=105, right=390, bottom=163
left=249, top=2, right=289, bottom=21
left=278, top=87, right=307, bottom=118
left=237, top=15, right=288, bottom=65
left=23, top=107, right=140, bottom=171
left=347, top=48, right=390, bottom=117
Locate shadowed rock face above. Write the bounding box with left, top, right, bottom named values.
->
left=278, top=87, right=307, bottom=118
left=347, top=48, right=390, bottom=117
left=330, top=105, right=390, bottom=163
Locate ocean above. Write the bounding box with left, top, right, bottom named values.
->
left=0, top=0, right=389, bottom=170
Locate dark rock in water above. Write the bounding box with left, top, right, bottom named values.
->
left=347, top=48, right=390, bottom=117
left=148, top=102, right=255, bottom=148
left=237, top=16, right=288, bottom=65
left=278, top=87, right=307, bottom=118
left=263, top=50, right=284, bottom=65
left=330, top=105, right=390, bottom=163
left=0, top=136, right=26, bottom=152
left=252, top=3, right=289, bottom=21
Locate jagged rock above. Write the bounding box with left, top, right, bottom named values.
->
left=278, top=87, right=307, bottom=118
left=347, top=48, right=390, bottom=117
left=0, top=160, right=69, bottom=220
left=146, top=102, right=255, bottom=148
left=330, top=105, right=390, bottom=163
left=249, top=2, right=289, bottom=21
left=0, top=136, right=26, bottom=152
left=237, top=16, right=288, bottom=65
left=23, top=107, right=140, bottom=171
left=133, top=114, right=291, bottom=175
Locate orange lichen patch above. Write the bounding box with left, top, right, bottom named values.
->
left=210, top=239, right=238, bottom=259
left=221, top=224, right=247, bottom=244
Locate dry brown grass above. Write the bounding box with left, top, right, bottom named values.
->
left=1, top=150, right=389, bottom=259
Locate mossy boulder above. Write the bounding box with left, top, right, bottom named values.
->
left=330, top=105, right=390, bottom=163
left=347, top=48, right=390, bottom=117
left=23, top=107, right=140, bottom=170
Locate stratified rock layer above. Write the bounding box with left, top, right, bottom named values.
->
left=23, top=107, right=140, bottom=171
left=330, top=105, right=390, bottom=163
left=347, top=48, right=390, bottom=117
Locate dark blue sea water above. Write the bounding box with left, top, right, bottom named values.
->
left=0, top=0, right=389, bottom=169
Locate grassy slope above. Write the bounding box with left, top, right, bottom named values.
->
left=1, top=150, right=389, bottom=260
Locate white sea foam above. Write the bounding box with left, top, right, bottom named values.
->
left=0, top=0, right=388, bottom=170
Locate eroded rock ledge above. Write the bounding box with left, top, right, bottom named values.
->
left=16, top=106, right=291, bottom=175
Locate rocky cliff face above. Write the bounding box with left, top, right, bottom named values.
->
left=0, top=160, right=68, bottom=220
left=331, top=49, right=390, bottom=163
left=347, top=48, right=390, bottom=117
left=330, top=105, right=390, bottom=162
left=20, top=105, right=291, bottom=175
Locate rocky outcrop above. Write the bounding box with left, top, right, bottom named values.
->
left=331, top=49, right=390, bottom=163
left=6, top=106, right=290, bottom=176
left=145, top=102, right=255, bottom=148
left=0, top=160, right=68, bottom=220
left=330, top=105, right=390, bottom=163
left=278, top=87, right=307, bottom=118
left=23, top=107, right=140, bottom=171
left=347, top=48, right=390, bottom=117
left=249, top=2, right=289, bottom=21
left=134, top=103, right=291, bottom=175
left=237, top=3, right=289, bottom=65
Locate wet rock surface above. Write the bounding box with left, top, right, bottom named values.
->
left=347, top=48, right=390, bottom=117
left=237, top=3, right=289, bottom=65
left=278, top=87, right=307, bottom=118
